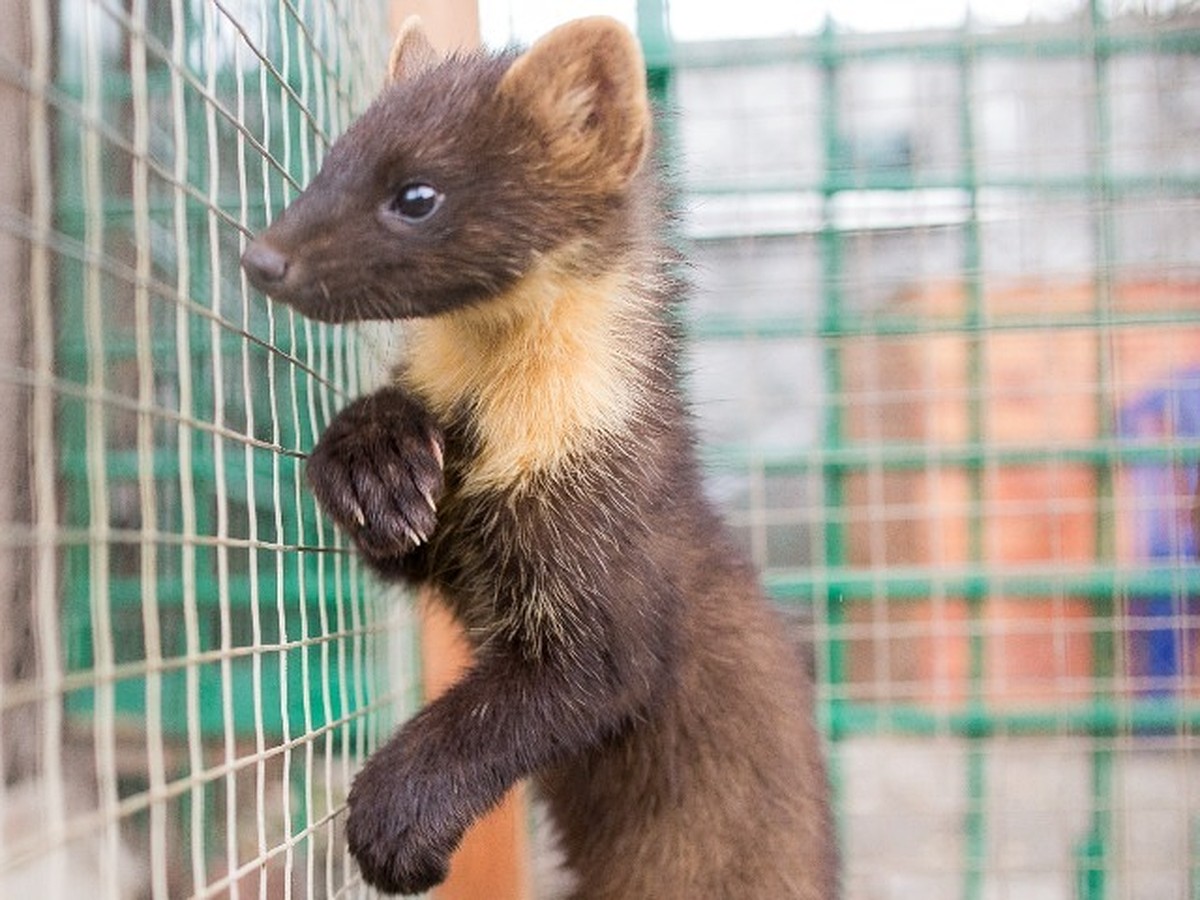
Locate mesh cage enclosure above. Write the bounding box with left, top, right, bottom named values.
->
left=634, top=1, right=1200, bottom=898
left=3, top=1, right=1200, bottom=898
left=0, top=1, right=419, bottom=897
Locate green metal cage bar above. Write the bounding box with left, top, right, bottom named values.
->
left=1079, top=2, right=1119, bottom=893
left=642, top=18, right=1200, bottom=70
left=815, top=14, right=853, bottom=857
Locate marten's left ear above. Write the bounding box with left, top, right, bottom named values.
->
left=498, top=17, right=651, bottom=190
left=388, top=16, right=438, bottom=83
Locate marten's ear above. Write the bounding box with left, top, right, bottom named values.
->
left=498, top=17, right=651, bottom=190
left=388, top=16, right=438, bottom=83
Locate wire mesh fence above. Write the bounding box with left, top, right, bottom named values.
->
left=642, top=2, right=1200, bottom=898
left=0, top=1, right=417, bottom=897
left=4, top=0, right=1199, bottom=897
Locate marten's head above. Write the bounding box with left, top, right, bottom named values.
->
left=241, top=16, right=652, bottom=323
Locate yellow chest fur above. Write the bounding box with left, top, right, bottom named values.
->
left=400, top=261, right=645, bottom=494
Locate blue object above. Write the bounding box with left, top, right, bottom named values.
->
left=1118, top=368, right=1200, bottom=696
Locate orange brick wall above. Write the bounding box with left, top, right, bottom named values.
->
left=843, top=280, right=1200, bottom=706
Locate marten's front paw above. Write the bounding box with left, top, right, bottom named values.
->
left=307, top=387, right=444, bottom=561
left=344, top=751, right=462, bottom=895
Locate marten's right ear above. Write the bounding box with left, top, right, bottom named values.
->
left=388, top=16, right=438, bottom=83
left=498, top=17, right=651, bottom=191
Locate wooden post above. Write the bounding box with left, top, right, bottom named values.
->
left=385, top=4, right=531, bottom=899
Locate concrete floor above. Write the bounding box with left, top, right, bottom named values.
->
left=838, top=735, right=1199, bottom=900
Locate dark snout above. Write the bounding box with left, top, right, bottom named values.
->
left=241, top=239, right=290, bottom=295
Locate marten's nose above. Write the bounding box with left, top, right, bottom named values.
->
left=241, top=240, right=289, bottom=290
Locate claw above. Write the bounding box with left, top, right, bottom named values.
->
left=403, top=521, right=426, bottom=547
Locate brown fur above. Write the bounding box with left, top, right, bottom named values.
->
left=242, top=16, right=837, bottom=898
left=497, top=18, right=651, bottom=191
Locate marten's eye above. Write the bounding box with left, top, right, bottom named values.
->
left=388, top=183, right=443, bottom=223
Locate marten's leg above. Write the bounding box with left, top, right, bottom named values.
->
left=305, top=386, right=443, bottom=578
left=344, top=613, right=672, bottom=894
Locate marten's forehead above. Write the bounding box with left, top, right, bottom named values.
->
left=330, top=51, right=517, bottom=174
left=373, top=53, right=514, bottom=140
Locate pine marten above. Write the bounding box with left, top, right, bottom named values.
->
left=241, top=16, right=836, bottom=899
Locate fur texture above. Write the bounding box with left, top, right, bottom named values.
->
left=242, top=16, right=837, bottom=898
